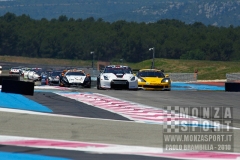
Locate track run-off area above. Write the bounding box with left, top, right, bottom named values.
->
left=0, top=82, right=240, bottom=160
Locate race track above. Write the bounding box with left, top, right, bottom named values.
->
left=0, top=83, right=240, bottom=160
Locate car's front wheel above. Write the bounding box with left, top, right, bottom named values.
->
left=60, top=80, right=70, bottom=87
left=164, top=88, right=171, bottom=91
left=97, top=81, right=100, bottom=90
left=97, top=80, right=103, bottom=90
left=84, top=81, right=91, bottom=88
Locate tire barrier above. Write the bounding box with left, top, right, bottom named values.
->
left=0, top=75, right=20, bottom=85
left=1, top=79, right=34, bottom=95
left=225, top=82, right=240, bottom=92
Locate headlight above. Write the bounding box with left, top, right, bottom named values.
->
left=131, top=76, right=136, bottom=81
left=104, top=76, right=109, bottom=80
left=138, top=77, right=146, bottom=82
left=161, top=78, right=170, bottom=83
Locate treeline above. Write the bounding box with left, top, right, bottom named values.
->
left=1, top=12, right=240, bottom=62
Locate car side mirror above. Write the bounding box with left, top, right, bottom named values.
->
left=165, top=74, right=169, bottom=78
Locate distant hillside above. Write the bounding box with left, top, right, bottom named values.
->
left=0, top=0, right=240, bottom=27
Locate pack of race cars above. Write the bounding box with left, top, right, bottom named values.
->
left=97, top=65, right=171, bottom=91
left=8, top=65, right=171, bottom=91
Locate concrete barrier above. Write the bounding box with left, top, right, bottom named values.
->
left=226, top=73, right=240, bottom=82
left=166, top=73, right=197, bottom=82
left=91, top=79, right=97, bottom=88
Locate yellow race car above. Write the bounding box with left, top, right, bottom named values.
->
left=136, top=69, right=171, bottom=91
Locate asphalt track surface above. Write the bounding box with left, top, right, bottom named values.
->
left=0, top=145, right=176, bottom=160
left=25, top=92, right=130, bottom=121
left=1, top=87, right=240, bottom=159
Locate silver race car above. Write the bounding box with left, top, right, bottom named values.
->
left=97, top=65, right=138, bottom=90
left=48, top=70, right=62, bottom=85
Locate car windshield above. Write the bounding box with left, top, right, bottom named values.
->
left=66, top=72, right=85, bottom=76
left=104, top=68, right=132, bottom=74
left=138, top=71, right=165, bottom=78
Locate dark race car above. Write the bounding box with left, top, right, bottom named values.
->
left=48, top=71, right=62, bottom=85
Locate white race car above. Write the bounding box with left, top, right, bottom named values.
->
left=59, top=69, right=91, bottom=88
left=27, top=68, right=42, bottom=80
left=20, top=67, right=31, bottom=77
left=9, top=66, right=22, bottom=74
left=97, top=65, right=138, bottom=90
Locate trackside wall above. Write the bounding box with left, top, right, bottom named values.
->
left=226, top=73, right=240, bottom=82
left=166, top=73, right=198, bottom=82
